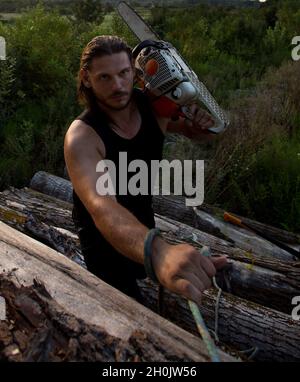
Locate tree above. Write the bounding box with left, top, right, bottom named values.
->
left=73, top=0, right=104, bottom=24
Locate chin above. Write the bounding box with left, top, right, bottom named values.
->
left=97, top=91, right=132, bottom=111
left=110, top=97, right=131, bottom=110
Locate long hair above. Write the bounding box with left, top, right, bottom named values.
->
left=77, top=35, right=132, bottom=110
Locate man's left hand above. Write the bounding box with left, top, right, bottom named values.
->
left=183, top=104, right=215, bottom=140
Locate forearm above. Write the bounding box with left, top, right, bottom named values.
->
left=168, top=118, right=216, bottom=142
left=166, top=105, right=217, bottom=142
left=90, top=196, right=227, bottom=307
left=90, top=197, right=168, bottom=265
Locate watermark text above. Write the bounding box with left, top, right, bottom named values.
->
left=291, top=296, right=300, bottom=321
left=95, top=153, right=204, bottom=207
left=291, top=36, right=300, bottom=61
left=0, top=295, right=6, bottom=320
left=0, top=36, right=6, bottom=60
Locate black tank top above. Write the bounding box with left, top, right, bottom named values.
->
left=72, top=88, right=165, bottom=256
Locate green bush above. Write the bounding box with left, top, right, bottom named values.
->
left=0, top=5, right=81, bottom=189
left=204, top=60, right=300, bottom=233
left=224, top=132, right=300, bottom=232
left=72, top=0, right=104, bottom=24
left=0, top=2, right=299, bottom=233
left=0, top=57, right=16, bottom=122
left=0, top=4, right=141, bottom=190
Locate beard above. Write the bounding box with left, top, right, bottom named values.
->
left=96, top=89, right=133, bottom=111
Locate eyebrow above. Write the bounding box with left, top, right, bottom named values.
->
left=93, top=66, right=132, bottom=77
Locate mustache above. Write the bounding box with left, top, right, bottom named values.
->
left=110, top=91, right=128, bottom=98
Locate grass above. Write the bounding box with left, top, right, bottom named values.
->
left=0, top=13, right=21, bottom=20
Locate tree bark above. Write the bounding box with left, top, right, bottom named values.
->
left=155, top=214, right=300, bottom=314
left=30, top=171, right=73, bottom=204
left=1, top=191, right=300, bottom=361
left=1, top=186, right=299, bottom=314
left=2, top=173, right=300, bottom=361
left=0, top=186, right=74, bottom=233
left=0, top=221, right=233, bottom=362
left=138, top=278, right=300, bottom=362
left=29, top=171, right=299, bottom=260
left=153, top=194, right=297, bottom=262
left=201, top=203, right=300, bottom=247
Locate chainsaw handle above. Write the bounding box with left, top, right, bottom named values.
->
left=181, top=105, right=227, bottom=135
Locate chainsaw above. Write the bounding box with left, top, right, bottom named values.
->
left=117, top=1, right=229, bottom=134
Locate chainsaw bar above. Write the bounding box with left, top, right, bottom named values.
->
left=183, top=77, right=230, bottom=133
left=117, top=1, right=160, bottom=42
left=117, top=1, right=229, bottom=134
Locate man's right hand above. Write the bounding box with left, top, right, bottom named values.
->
left=151, top=237, right=227, bottom=305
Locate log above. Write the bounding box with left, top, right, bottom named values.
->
left=194, top=209, right=296, bottom=261
left=1, top=186, right=300, bottom=314
left=0, top=186, right=74, bottom=233
left=153, top=195, right=297, bottom=262
left=3, top=185, right=299, bottom=272
left=1, top=277, right=187, bottom=362
left=4, top=173, right=300, bottom=360
left=0, top=221, right=233, bottom=362
left=201, top=203, right=300, bottom=248
left=138, top=279, right=300, bottom=362
left=1, top=200, right=299, bottom=361
left=153, top=194, right=300, bottom=248
left=0, top=188, right=84, bottom=267
left=155, top=214, right=300, bottom=314
left=29, top=171, right=299, bottom=261
left=30, top=171, right=73, bottom=204
left=1, top=222, right=299, bottom=362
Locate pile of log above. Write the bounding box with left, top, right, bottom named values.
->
left=0, top=171, right=299, bottom=362
left=1, top=222, right=234, bottom=362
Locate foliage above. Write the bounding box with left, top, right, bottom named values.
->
left=0, top=1, right=299, bottom=232
left=72, top=0, right=104, bottom=24
left=149, top=2, right=299, bottom=103
left=204, top=60, right=300, bottom=232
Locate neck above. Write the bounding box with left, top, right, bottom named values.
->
left=98, top=97, right=137, bottom=130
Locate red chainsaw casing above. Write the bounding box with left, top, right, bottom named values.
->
left=150, top=95, right=184, bottom=120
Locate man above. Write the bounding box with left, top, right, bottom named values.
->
left=64, top=35, right=227, bottom=304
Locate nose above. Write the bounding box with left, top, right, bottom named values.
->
left=111, top=75, right=123, bottom=92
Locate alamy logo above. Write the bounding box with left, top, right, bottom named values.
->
left=291, top=36, right=300, bottom=61
left=0, top=36, right=6, bottom=60
left=95, top=152, right=204, bottom=207
left=291, top=296, right=300, bottom=321
left=0, top=295, right=6, bottom=320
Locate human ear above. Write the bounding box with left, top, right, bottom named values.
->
left=80, top=68, right=91, bottom=88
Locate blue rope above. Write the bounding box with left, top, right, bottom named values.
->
left=188, top=246, right=221, bottom=362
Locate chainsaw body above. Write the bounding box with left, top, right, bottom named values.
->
left=132, top=40, right=229, bottom=133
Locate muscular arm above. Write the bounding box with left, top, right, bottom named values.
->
left=64, top=119, right=226, bottom=305
left=155, top=106, right=217, bottom=142
left=64, top=120, right=168, bottom=266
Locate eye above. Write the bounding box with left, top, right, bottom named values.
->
left=99, top=74, right=109, bottom=81
left=120, top=68, right=130, bottom=76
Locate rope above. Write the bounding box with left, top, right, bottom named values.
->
left=188, top=299, right=221, bottom=362
left=189, top=246, right=221, bottom=361
left=155, top=242, right=259, bottom=362
left=239, top=346, right=259, bottom=360
left=196, top=247, right=259, bottom=362
left=156, top=282, right=221, bottom=361
left=212, top=277, right=222, bottom=343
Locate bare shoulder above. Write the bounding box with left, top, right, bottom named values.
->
left=64, top=119, right=106, bottom=158
left=64, top=119, right=115, bottom=211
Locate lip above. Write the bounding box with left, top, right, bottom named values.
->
left=111, top=94, right=127, bottom=100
